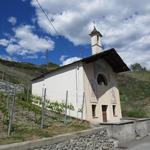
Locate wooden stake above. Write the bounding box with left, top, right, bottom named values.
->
left=81, top=92, right=85, bottom=121
left=40, top=88, right=46, bottom=129
left=8, top=87, right=16, bottom=136
left=64, top=90, right=68, bottom=124
left=26, top=85, right=30, bottom=102
left=1, top=71, right=4, bottom=81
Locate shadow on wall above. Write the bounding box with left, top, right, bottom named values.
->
left=84, top=59, right=118, bottom=100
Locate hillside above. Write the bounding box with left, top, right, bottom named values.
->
left=0, top=58, right=150, bottom=118
left=0, top=92, right=89, bottom=144
left=118, top=71, right=150, bottom=118
left=0, top=59, right=59, bottom=85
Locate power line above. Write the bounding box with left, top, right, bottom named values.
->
left=35, top=0, right=59, bottom=35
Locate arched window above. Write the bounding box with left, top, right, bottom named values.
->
left=97, top=74, right=108, bottom=86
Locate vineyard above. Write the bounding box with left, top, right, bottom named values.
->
left=0, top=81, right=89, bottom=145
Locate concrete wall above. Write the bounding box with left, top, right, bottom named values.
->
left=32, top=62, right=85, bottom=119
left=0, top=127, right=114, bottom=150
left=83, top=59, right=122, bottom=123
left=101, top=119, right=150, bottom=146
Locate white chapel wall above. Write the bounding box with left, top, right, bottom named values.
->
left=32, top=63, right=85, bottom=119
left=32, top=78, right=44, bottom=97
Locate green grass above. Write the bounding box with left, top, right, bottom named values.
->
left=125, top=71, right=150, bottom=81
left=0, top=92, right=90, bottom=145
left=0, top=63, right=33, bottom=84
left=118, top=71, right=150, bottom=118
left=125, top=108, right=147, bottom=118
left=0, top=58, right=59, bottom=85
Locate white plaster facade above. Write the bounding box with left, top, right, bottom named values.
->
left=32, top=62, right=85, bottom=120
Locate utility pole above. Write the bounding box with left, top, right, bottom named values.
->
left=45, top=49, right=49, bottom=65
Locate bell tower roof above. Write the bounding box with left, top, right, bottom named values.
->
left=89, top=26, right=102, bottom=37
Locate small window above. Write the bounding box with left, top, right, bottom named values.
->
left=92, top=105, right=96, bottom=118
left=113, top=105, right=116, bottom=116
left=97, top=74, right=108, bottom=86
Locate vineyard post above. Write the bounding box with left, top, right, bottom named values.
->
left=5, top=81, right=9, bottom=111
left=64, top=90, right=68, bottom=124
left=26, top=85, right=30, bottom=102
left=81, top=92, right=85, bottom=122
left=8, top=86, right=16, bottom=136
left=1, top=71, right=4, bottom=81
left=40, top=88, right=46, bottom=129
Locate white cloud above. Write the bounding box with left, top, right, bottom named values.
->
left=31, top=0, right=150, bottom=69
left=8, top=16, right=17, bottom=25
left=61, top=57, right=81, bottom=66
left=6, top=44, right=22, bottom=54
left=3, top=25, right=55, bottom=55
left=118, top=34, right=150, bottom=69
left=60, top=55, right=68, bottom=62
left=0, top=39, right=9, bottom=46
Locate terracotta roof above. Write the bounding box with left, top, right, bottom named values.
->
left=31, top=48, right=130, bottom=82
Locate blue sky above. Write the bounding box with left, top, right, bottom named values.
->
left=0, top=0, right=150, bottom=68
left=0, top=0, right=91, bottom=65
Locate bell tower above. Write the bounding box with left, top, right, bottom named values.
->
left=89, top=26, right=103, bottom=55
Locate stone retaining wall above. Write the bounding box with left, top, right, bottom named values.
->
left=101, top=118, right=150, bottom=146
left=0, top=81, right=24, bottom=94
left=0, top=127, right=115, bottom=150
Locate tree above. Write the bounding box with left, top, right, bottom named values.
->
left=130, top=63, right=147, bottom=72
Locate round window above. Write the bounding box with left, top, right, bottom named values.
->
left=97, top=74, right=108, bottom=86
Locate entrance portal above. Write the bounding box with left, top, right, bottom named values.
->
left=102, top=105, right=107, bottom=122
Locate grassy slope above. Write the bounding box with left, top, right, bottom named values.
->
left=0, top=59, right=59, bottom=85
left=0, top=63, right=33, bottom=85
left=0, top=93, right=89, bottom=145
left=118, top=71, right=150, bottom=118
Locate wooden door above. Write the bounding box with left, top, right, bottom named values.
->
left=102, top=105, right=107, bottom=122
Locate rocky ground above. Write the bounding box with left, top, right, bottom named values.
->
left=29, top=130, right=115, bottom=150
